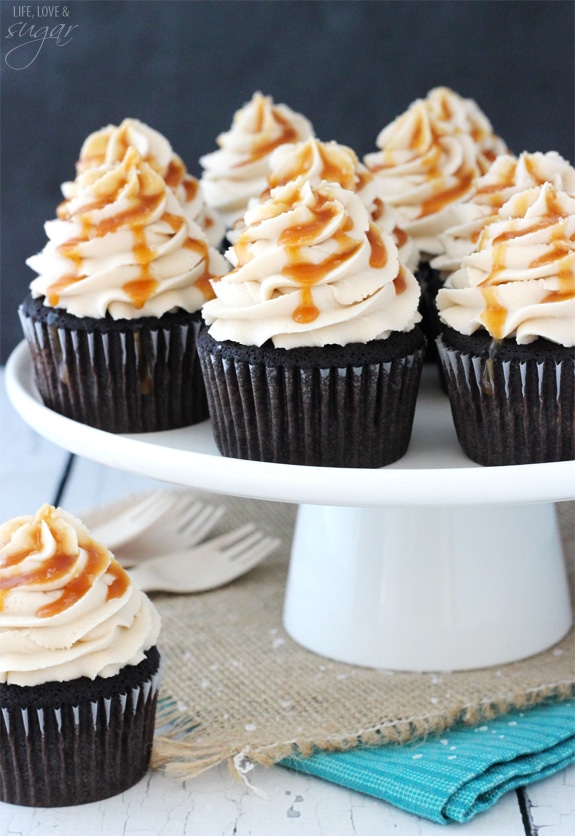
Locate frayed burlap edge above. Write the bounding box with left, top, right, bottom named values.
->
left=151, top=678, right=575, bottom=782
left=143, top=495, right=575, bottom=784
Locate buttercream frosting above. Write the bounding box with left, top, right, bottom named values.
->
left=199, top=92, right=314, bottom=227
left=67, top=117, right=224, bottom=247
left=0, top=504, right=161, bottom=687
left=249, top=137, right=418, bottom=271
left=27, top=147, right=229, bottom=320
left=436, top=182, right=575, bottom=346
left=364, top=87, right=508, bottom=259
left=432, top=151, right=575, bottom=274
left=202, top=176, right=421, bottom=349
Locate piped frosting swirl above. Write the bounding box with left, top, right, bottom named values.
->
left=202, top=176, right=421, bottom=349
left=0, top=504, right=161, bottom=687
left=67, top=117, right=224, bottom=247
left=27, top=147, right=229, bottom=320
left=436, top=182, right=575, bottom=346
left=364, top=87, right=508, bottom=259
left=199, top=92, right=315, bottom=227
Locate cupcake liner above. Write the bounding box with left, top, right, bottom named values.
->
left=0, top=649, right=161, bottom=807
left=198, top=329, right=426, bottom=468
left=415, top=260, right=444, bottom=363
left=436, top=333, right=575, bottom=466
left=19, top=298, right=208, bottom=433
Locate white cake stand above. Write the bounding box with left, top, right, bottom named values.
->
left=6, top=340, right=574, bottom=671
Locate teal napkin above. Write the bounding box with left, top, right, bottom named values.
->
left=281, top=700, right=575, bottom=825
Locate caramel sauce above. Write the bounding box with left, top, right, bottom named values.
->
left=366, top=223, right=387, bottom=269
left=234, top=108, right=300, bottom=168
left=164, top=157, right=186, bottom=188
left=492, top=217, right=563, bottom=246
left=293, top=285, right=320, bottom=324
left=479, top=286, right=507, bottom=338
left=182, top=176, right=199, bottom=202
left=122, top=278, right=159, bottom=309
left=279, top=202, right=339, bottom=247
left=283, top=235, right=361, bottom=324
left=393, top=268, right=408, bottom=295
left=417, top=167, right=475, bottom=219
left=478, top=243, right=507, bottom=286
left=183, top=236, right=215, bottom=299
left=392, top=225, right=409, bottom=248
left=371, top=198, right=385, bottom=222
left=0, top=526, right=129, bottom=618
left=45, top=274, right=86, bottom=307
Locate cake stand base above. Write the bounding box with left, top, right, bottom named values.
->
left=283, top=502, right=573, bottom=671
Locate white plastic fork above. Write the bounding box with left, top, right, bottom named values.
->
left=127, top=523, right=281, bottom=593
left=112, top=497, right=226, bottom=565
left=83, top=490, right=183, bottom=551
left=82, top=491, right=225, bottom=559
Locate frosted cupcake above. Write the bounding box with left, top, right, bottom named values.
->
left=70, top=117, right=225, bottom=248
left=0, top=504, right=162, bottom=806
left=197, top=176, right=426, bottom=468
left=425, top=151, right=575, bottom=348
left=436, top=182, right=575, bottom=465
left=20, top=147, right=229, bottom=433
left=199, top=91, right=315, bottom=229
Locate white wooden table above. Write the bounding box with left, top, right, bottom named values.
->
left=1, top=366, right=573, bottom=835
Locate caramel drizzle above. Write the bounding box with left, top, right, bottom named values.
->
left=49, top=185, right=212, bottom=308
left=0, top=535, right=129, bottom=619
left=277, top=199, right=389, bottom=323
left=476, top=191, right=575, bottom=332
left=234, top=105, right=301, bottom=168
left=268, top=142, right=357, bottom=192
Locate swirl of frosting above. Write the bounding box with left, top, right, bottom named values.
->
left=256, top=137, right=418, bottom=270
left=199, top=92, right=314, bottom=227
left=0, top=504, right=161, bottom=686
left=363, top=87, right=507, bottom=258
left=436, top=183, right=575, bottom=346
left=27, top=147, right=229, bottom=320
left=202, top=177, right=421, bottom=349
left=432, top=151, right=575, bottom=274
left=66, top=117, right=224, bottom=247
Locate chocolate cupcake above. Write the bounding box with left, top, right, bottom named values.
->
left=20, top=146, right=229, bottom=433
left=0, top=505, right=162, bottom=806
left=198, top=176, right=426, bottom=468
left=436, top=182, right=575, bottom=465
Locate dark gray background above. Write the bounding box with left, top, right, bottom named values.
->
left=1, top=0, right=573, bottom=363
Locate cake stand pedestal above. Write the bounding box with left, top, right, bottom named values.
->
left=6, top=341, right=574, bottom=672
left=285, top=502, right=571, bottom=670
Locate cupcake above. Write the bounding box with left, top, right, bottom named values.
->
left=364, top=87, right=508, bottom=348
left=20, top=146, right=229, bottom=433
left=197, top=176, right=426, bottom=468
left=70, top=117, right=225, bottom=249
left=436, top=182, right=575, bottom=465
left=0, top=504, right=162, bottom=806
left=426, top=152, right=575, bottom=346
left=199, top=91, right=315, bottom=230
left=233, top=136, right=418, bottom=272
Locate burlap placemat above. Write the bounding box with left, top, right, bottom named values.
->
left=151, top=496, right=575, bottom=781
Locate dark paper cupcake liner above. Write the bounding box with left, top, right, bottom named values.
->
left=19, top=295, right=209, bottom=433
left=436, top=330, right=575, bottom=466
left=0, top=647, right=161, bottom=807
left=197, top=328, right=426, bottom=468
left=415, top=260, right=444, bottom=363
